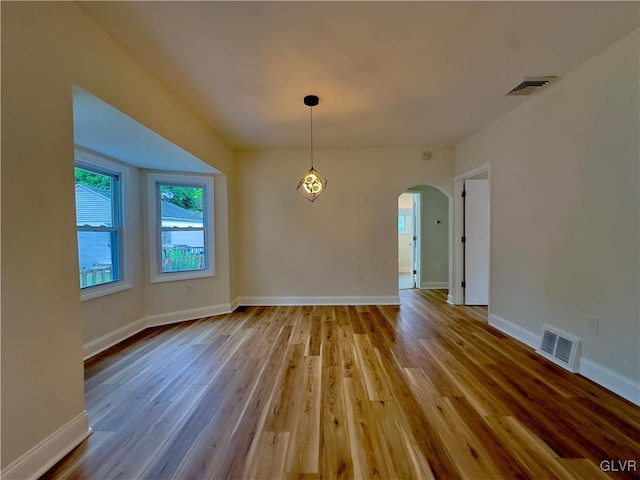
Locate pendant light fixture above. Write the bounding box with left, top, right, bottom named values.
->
left=297, top=95, right=327, bottom=202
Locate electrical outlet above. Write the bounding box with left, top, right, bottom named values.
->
left=186, top=283, right=193, bottom=294
left=588, top=316, right=599, bottom=334
left=356, top=273, right=364, bottom=283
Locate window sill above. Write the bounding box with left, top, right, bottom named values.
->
left=149, top=269, right=215, bottom=284
left=81, top=281, right=133, bottom=302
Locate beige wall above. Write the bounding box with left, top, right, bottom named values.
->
left=235, top=147, right=454, bottom=299
left=1, top=1, right=234, bottom=470
left=455, top=29, right=639, bottom=383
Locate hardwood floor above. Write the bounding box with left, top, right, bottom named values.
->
left=42, top=290, right=640, bottom=479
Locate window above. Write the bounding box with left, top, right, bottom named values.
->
left=75, top=149, right=131, bottom=300
left=147, top=173, right=215, bottom=283
left=398, top=214, right=408, bottom=234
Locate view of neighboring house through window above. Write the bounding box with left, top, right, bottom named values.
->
left=160, top=184, right=205, bottom=272
left=75, top=165, right=121, bottom=289
left=147, top=173, right=215, bottom=283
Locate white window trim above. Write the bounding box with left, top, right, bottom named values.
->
left=146, top=172, right=215, bottom=283
left=75, top=147, right=133, bottom=301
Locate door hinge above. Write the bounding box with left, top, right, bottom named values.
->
left=413, top=236, right=417, bottom=241
left=461, top=236, right=466, bottom=243
left=413, top=270, right=417, bottom=275
left=462, top=190, right=467, bottom=198
left=461, top=281, right=466, bottom=288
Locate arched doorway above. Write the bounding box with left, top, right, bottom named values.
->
left=398, top=185, right=450, bottom=292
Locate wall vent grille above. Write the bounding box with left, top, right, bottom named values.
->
left=507, top=76, right=557, bottom=96
left=536, top=325, right=581, bottom=372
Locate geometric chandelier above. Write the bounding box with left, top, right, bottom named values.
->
left=296, top=94, right=327, bottom=202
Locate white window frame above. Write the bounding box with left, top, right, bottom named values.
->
left=75, top=148, right=132, bottom=301
left=147, top=172, right=215, bottom=283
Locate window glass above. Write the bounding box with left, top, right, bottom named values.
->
left=75, top=166, right=121, bottom=289
left=398, top=214, right=407, bottom=234
left=162, top=231, right=205, bottom=273
left=158, top=183, right=206, bottom=273
left=75, top=168, right=115, bottom=227
left=160, top=185, right=204, bottom=229
left=77, top=231, right=118, bottom=287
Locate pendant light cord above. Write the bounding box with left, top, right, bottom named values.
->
left=309, top=105, right=314, bottom=170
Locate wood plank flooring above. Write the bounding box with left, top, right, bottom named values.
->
left=42, top=290, right=640, bottom=479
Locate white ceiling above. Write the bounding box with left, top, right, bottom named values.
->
left=80, top=1, right=639, bottom=149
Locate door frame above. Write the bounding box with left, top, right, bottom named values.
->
left=451, top=163, right=491, bottom=305
left=410, top=190, right=421, bottom=289
left=398, top=190, right=421, bottom=289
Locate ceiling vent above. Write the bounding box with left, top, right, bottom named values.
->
left=536, top=325, right=581, bottom=372
left=507, top=76, right=557, bottom=96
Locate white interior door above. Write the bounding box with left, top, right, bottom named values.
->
left=464, top=179, right=489, bottom=305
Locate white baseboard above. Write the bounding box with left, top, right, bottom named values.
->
left=1, top=411, right=91, bottom=480
left=144, top=303, right=234, bottom=327
left=489, top=313, right=539, bottom=349
left=420, top=282, right=448, bottom=290
left=489, top=313, right=640, bottom=406
left=237, top=295, right=400, bottom=306
left=83, top=303, right=234, bottom=359
left=580, top=358, right=640, bottom=406
left=83, top=318, right=146, bottom=360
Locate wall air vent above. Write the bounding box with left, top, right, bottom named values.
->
left=536, top=325, right=581, bottom=372
left=507, top=76, right=557, bottom=96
